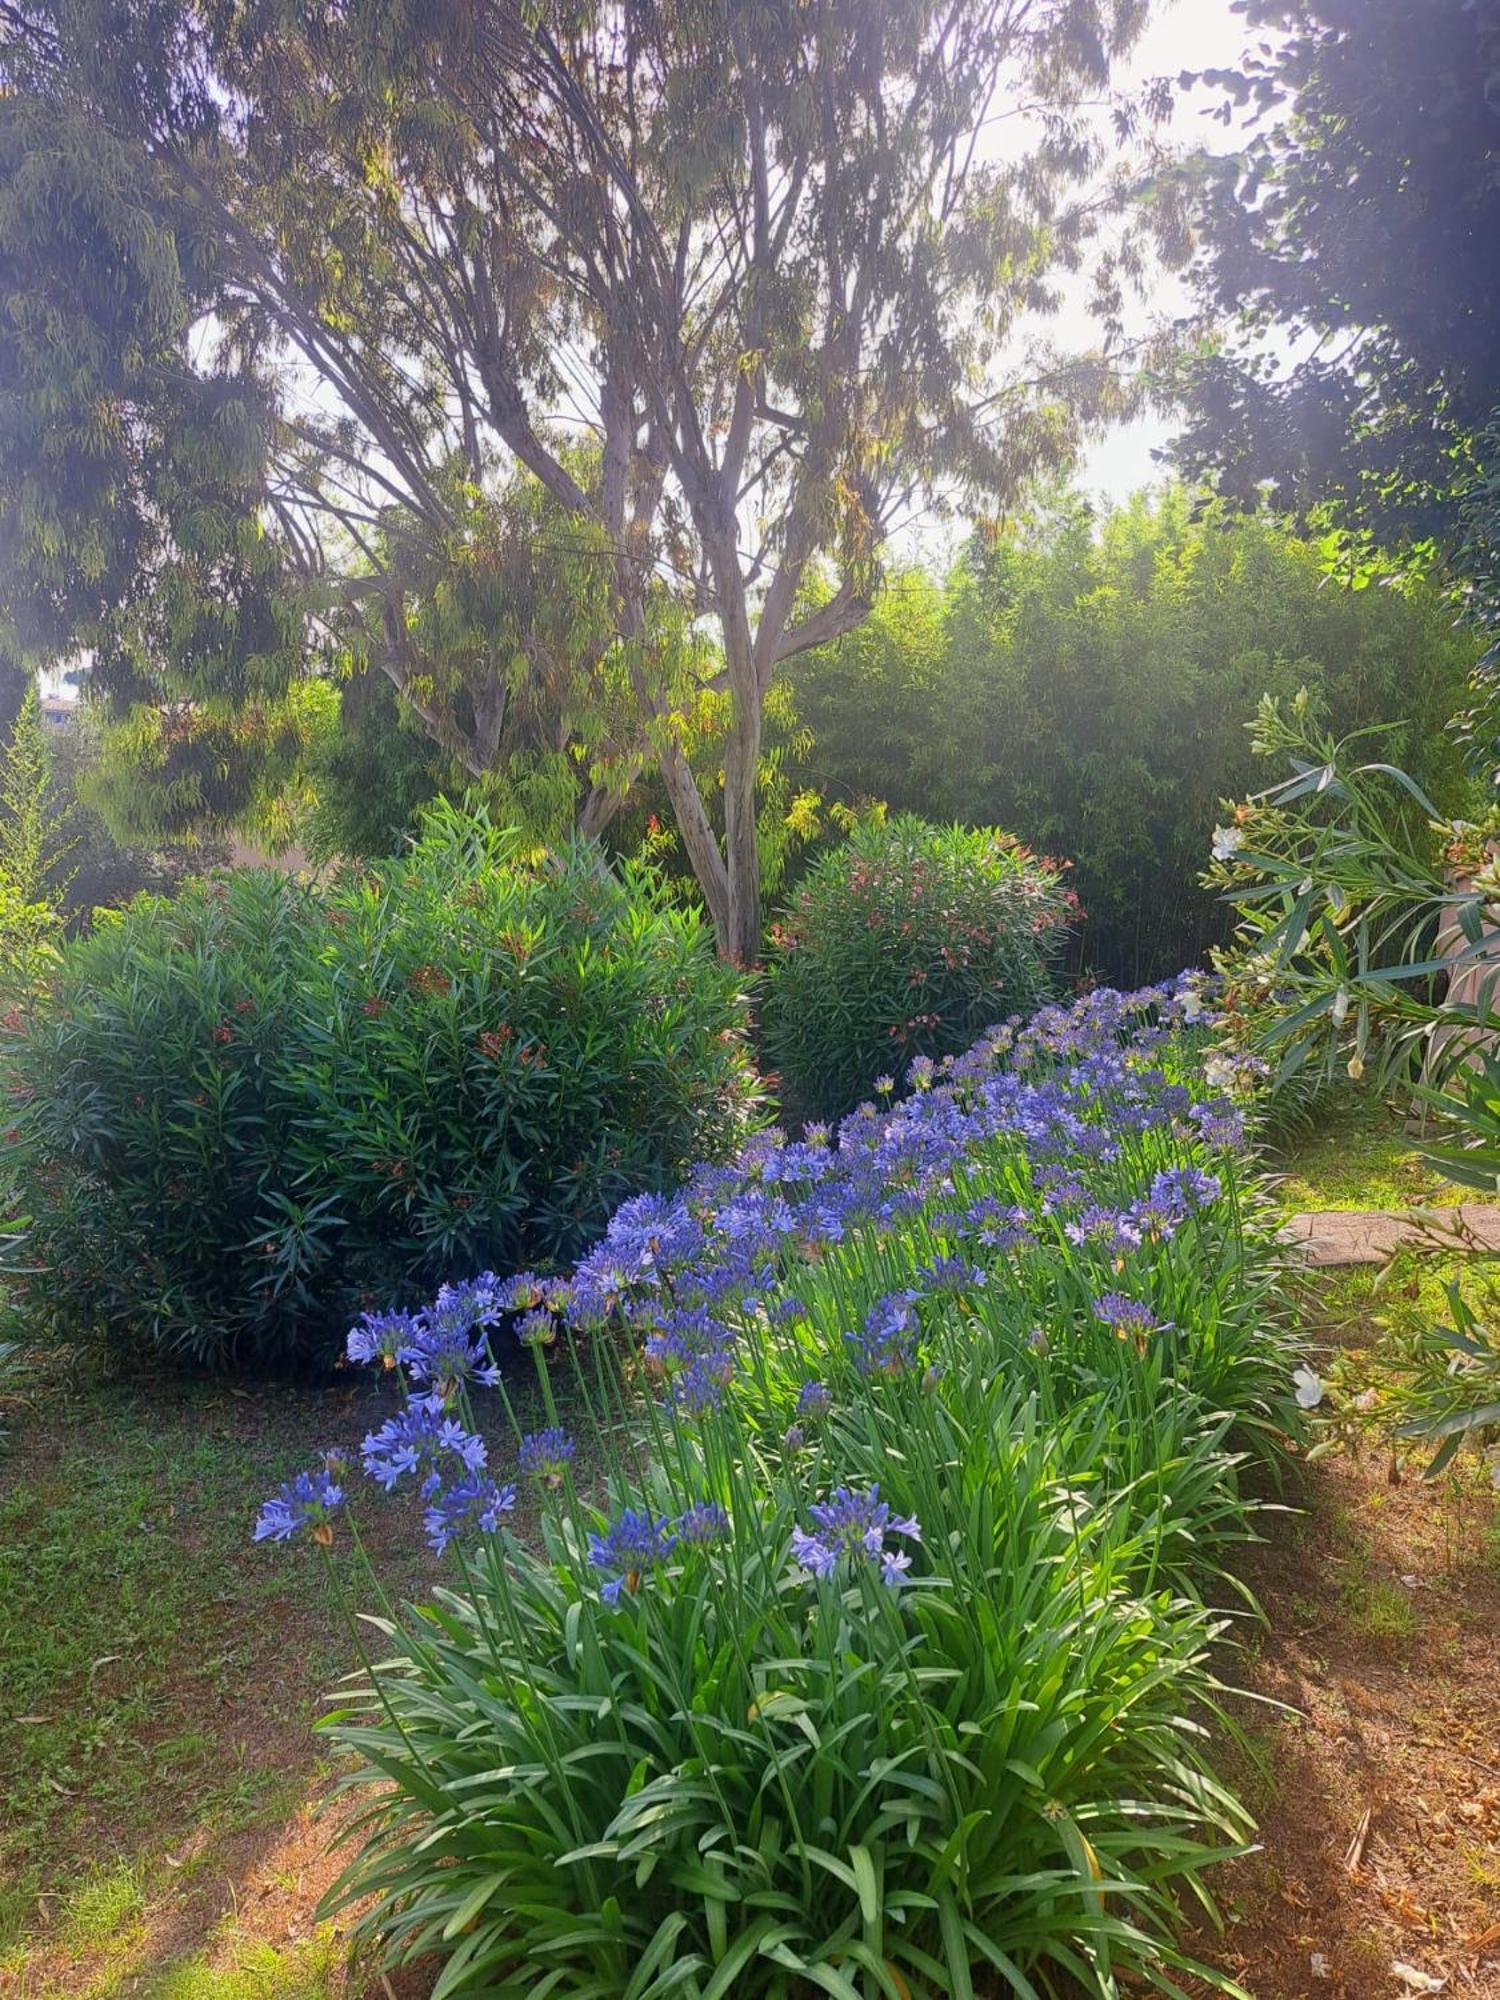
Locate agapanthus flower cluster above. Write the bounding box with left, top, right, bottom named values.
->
left=362, top=1393, right=488, bottom=1493
left=424, top=1476, right=516, bottom=1554
left=914, top=1254, right=986, bottom=1294
left=847, top=1290, right=920, bottom=1377
left=491, top=1272, right=553, bottom=1313
left=507, top=976, right=1243, bottom=1387
left=345, top=1309, right=421, bottom=1369
left=791, top=1485, right=923, bottom=1589
left=258, top=978, right=1249, bottom=1609
left=402, top=1318, right=503, bottom=1392
left=1192, top=1099, right=1247, bottom=1151
left=963, top=1197, right=1030, bottom=1252
left=345, top=1281, right=504, bottom=1389
left=796, top=1379, right=832, bottom=1419
left=675, top=1501, right=731, bottom=1547
left=518, top=1427, right=576, bottom=1484
left=254, top=1461, right=346, bottom=1544
left=1128, top=1166, right=1221, bottom=1241
left=589, top=1508, right=677, bottom=1602
left=1093, top=1292, right=1171, bottom=1351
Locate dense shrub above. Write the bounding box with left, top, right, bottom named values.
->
left=260, top=982, right=1298, bottom=1998
left=786, top=486, right=1478, bottom=984
left=0, top=883, right=58, bottom=1004
left=2, top=806, right=759, bottom=1370
left=760, top=814, right=1071, bottom=1122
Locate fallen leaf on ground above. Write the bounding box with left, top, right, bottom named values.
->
left=1391, top=1962, right=1446, bottom=1994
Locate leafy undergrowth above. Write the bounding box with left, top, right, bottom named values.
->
left=0, top=1360, right=560, bottom=1999
left=1268, top=1093, right=1462, bottom=1214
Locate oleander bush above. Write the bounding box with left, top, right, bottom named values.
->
left=759, top=815, right=1073, bottom=1123
left=258, top=980, right=1299, bottom=1997
left=2, top=805, right=759, bottom=1371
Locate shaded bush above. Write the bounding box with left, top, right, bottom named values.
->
left=760, top=813, right=1071, bottom=1122
left=2, top=805, right=759, bottom=1371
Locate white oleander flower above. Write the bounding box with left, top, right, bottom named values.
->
left=1293, top=1364, right=1325, bottom=1410
left=1211, top=825, right=1244, bottom=862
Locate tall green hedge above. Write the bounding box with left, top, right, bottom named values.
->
left=2, top=806, right=760, bottom=1371
left=786, top=486, right=1478, bottom=984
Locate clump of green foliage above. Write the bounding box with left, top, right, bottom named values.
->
left=1209, top=695, right=1500, bottom=1473
left=0, top=881, right=57, bottom=1007
left=3, top=805, right=760, bottom=1372
left=272, top=986, right=1295, bottom=1998
left=0, top=687, right=62, bottom=1004
left=759, top=815, right=1070, bottom=1123
left=786, top=488, right=1477, bottom=984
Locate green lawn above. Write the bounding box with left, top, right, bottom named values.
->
left=1266, top=1090, right=1465, bottom=1211
left=0, top=1361, right=557, bottom=1998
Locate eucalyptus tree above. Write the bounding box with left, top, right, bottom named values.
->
left=0, top=0, right=1175, bottom=957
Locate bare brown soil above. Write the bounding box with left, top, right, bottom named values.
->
left=1187, top=1449, right=1500, bottom=2000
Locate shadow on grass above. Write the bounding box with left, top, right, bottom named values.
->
left=0, top=1358, right=560, bottom=1998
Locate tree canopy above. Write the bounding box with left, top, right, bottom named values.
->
left=0, top=0, right=1182, bottom=956
left=1169, top=0, right=1500, bottom=557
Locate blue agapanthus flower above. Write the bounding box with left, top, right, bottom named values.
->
left=423, top=1475, right=516, bottom=1554
left=514, top=1307, right=557, bottom=1348
left=676, top=1501, right=730, bottom=1547
left=362, top=1392, right=488, bottom=1492
left=431, top=1273, right=503, bottom=1327
left=915, top=1254, right=986, bottom=1294
left=492, top=1271, right=548, bottom=1313
left=672, top=1354, right=733, bottom=1416
left=1092, top=1292, right=1170, bottom=1348
left=846, top=1291, right=919, bottom=1377
left=399, top=1318, right=503, bottom=1391
left=254, top=1461, right=346, bottom=1544
left=966, top=1197, right=1030, bottom=1251
left=1151, top=1165, right=1221, bottom=1211
left=1192, top=1099, right=1247, bottom=1151
left=796, top=1379, right=832, bottom=1419
left=1065, top=1203, right=1142, bottom=1256
left=345, top=1309, right=421, bottom=1369
left=644, top=1304, right=733, bottom=1368
left=517, top=1426, right=576, bottom=1484
left=791, top=1484, right=922, bottom=1589
left=589, top=1508, right=676, bottom=1603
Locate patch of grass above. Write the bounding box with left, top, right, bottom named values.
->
left=1272, top=1092, right=1461, bottom=1212
left=0, top=1380, right=335, bottom=1884
left=150, top=1932, right=340, bottom=1999
left=1338, top=1570, right=1419, bottom=1643
left=60, top=1862, right=146, bottom=1954
left=1304, top=1248, right=1490, bottom=1357
left=0, top=1871, right=38, bottom=1963
left=0, top=1357, right=561, bottom=1991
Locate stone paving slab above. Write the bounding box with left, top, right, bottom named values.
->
left=1283, top=1204, right=1500, bottom=1266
